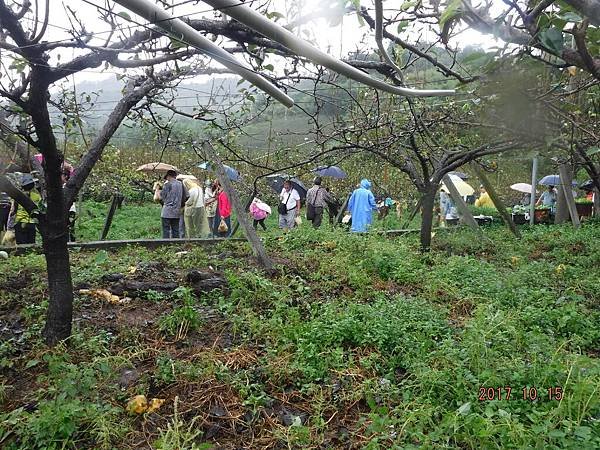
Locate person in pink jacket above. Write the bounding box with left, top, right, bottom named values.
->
left=249, top=197, right=270, bottom=231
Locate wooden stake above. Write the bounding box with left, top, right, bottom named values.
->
left=470, top=162, right=520, bottom=238
left=558, top=164, right=581, bottom=228
left=203, top=142, right=274, bottom=272
left=441, top=174, right=480, bottom=232
left=401, top=196, right=422, bottom=229
left=100, top=194, right=119, bottom=240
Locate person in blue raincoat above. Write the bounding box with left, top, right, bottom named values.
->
left=347, top=179, right=378, bottom=232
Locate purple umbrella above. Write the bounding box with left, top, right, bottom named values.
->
left=314, top=165, right=347, bottom=178
left=539, top=174, right=577, bottom=186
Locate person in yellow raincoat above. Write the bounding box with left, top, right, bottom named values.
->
left=475, top=185, right=496, bottom=209
left=13, top=174, right=41, bottom=244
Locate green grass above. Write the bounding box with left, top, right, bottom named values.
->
left=1, top=218, right=600, bottom=449
left=74, top=199, right=422, bottom=242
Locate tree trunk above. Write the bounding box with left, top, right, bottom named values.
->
left=419, top=188, right=436, bottom=252
left=41, top=175, right=74, bottom=345
left=42, top=229, right=73, bottom=345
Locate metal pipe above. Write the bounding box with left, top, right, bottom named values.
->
left=202, top=0, right=455, bottom=97
left=112, top=0, right=294, bottom=107
left=374, top=0, right=404, bottom=81
left=529, top=157, right=538, bottom=225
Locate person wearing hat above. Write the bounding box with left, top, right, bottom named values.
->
left=155, top=169, right=187, bottom=238
left=13, top=173, right=41, bottom=244
left=305, top=176, right=333, bottom=229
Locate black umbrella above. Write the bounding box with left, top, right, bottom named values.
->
left=265, top=174, right=307, bottom=199
left=580, top=179, right=595, bottom=191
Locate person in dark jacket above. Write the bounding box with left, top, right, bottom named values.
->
left=155, top=170, right=186, bottom=238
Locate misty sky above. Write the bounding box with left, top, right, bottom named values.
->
left=19, top=0, right=499, bottom=87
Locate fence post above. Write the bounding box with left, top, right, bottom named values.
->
left=470, top=162, right=520, bottom=238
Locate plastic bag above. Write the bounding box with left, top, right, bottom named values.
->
left=218, top=218, right=229, bottom=233
left=1, top=230, right=15, bottom=247
left=294, top=216, right=302, bottom=226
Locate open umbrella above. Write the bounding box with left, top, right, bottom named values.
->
left=176, top=174, right=198, bottom=181
left=539, top=174, right=577, bottom=186
left=254, top=199, right=272, bottom=214
left=137, top=162, right=178, bottom=173
left=313, top=165, right=347, bottom=178
left=265, top=174, right=307, bottom=199
left=510, top=183, right=535, bottom=194
left=198, top=162, right=240, bottom=181
left=579, top=180, right=595, bottom=191
left=448, top=171, right=469, bottom=180
left=440, top=174, right=475, bottom=196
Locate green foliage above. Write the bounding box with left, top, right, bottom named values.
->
left=158, top=287, right=202, bottom=337
left=154, top=398, right=210, bottom=450
left=2, top=221, right=600, bottom=449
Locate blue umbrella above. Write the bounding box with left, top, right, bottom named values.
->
left=539, top=175, right=577, bottom=186
left=314, top=165, right=347, bottom=178
left=198, top=161, right=240, bottom=181
left=265, top=174, right=307, bottom=199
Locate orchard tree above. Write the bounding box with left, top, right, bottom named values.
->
left=0, top=0, right=468, bottom=344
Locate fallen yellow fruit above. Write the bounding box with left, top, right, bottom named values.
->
left=126, top=395, right=148, bottom=414
left=78, top=289, right=125, bottom=304
left=147, top=398, right=165, bottom=413
left=126, top=395, right=165, bottom=414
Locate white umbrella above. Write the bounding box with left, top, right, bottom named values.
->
left=440, top=175, right=475, bottom=196
left=510, top=183, right=535, bottom=194
left=176, top=174, right=198, bottom=181
left=254, top=199, right=272, bottom=214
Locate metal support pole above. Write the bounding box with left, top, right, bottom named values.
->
left=529, top=157, right=538, bottom=225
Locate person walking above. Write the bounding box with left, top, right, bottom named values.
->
left=155, top=169, right=186, bottom=238
left=347, top=179, right=377, bottom=232
left=305, top=177, right=333, bottom=228
left=213, top=180, right=232, bottom=237
left=183, top=179, right=210, bottom=238
left=0, top=191, right=10, bottom=243
left=13, top=174, right=41, bottom=244
left=278, top=179, right=301, bottom=231
left=249, top=197, right=270, bottom=230
left=204, top=179, right=218, bottom=237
